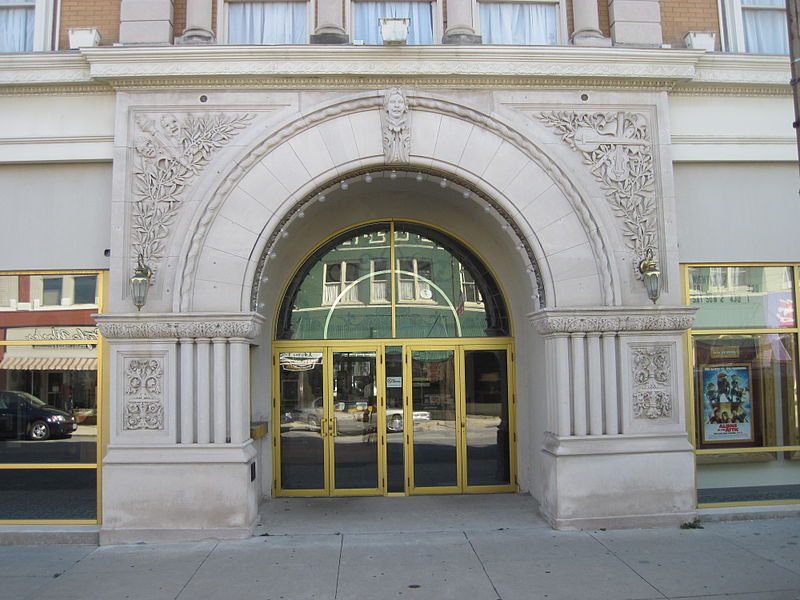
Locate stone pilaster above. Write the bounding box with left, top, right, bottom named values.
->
left=571, top=0, right=611, bottom=46
left=178, top=0, right=215, bottom=44
left=311, top=0, right=348, bottom=44
left=442, top=0, right=481, bottom=44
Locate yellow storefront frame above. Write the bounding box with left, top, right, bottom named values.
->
left=0, top=269, right=106, bottom=525
left=682, top=263, right=800, bottom=509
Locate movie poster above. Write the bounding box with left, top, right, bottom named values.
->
left=700, top=364, right=754, bottom=444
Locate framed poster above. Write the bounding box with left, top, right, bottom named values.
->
left=699, top=364, right=755, bottom=444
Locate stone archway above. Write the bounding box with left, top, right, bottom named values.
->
left=174, top=90, right=620, bottom=315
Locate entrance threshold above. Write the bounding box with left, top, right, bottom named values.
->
left=253, top=493, right=545, bottom=536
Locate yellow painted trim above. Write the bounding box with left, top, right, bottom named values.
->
left=695, top=446, right=800, bottom=454
left=698, top=499, right=800, bottom=509
left=0, top=520, right=98, bottom=525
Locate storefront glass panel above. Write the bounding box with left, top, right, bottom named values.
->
left=385, top=346, right=405, bottom=493
left=687, top=264, right=800, bottom=506
left=688, top=265, right=794, bottom=329
left=0, top=468, right=96, bottom=520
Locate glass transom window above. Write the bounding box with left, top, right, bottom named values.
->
left=276, top=222, right=509, bottom=340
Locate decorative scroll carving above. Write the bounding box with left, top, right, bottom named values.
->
left=381, top=87, right=410, bottom=163
left=132, top=112, right=253, bottom=275
left=96, top=314, right=263, bottom=340
left=123, top=358, right=164, bottom=430
left=631, top=345, right=672, bottom=420
left=530, top=308, right=696, bottom=335
left=537, top=111, right=656, bottom=274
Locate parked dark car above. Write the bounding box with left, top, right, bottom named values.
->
left=0, top=391, right=77, bottom=441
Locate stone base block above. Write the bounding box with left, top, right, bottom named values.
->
left=310, top=32, right=349, bottom=44
left=540, top=433, right=697, bottom=530
left=442, top=33, right=482, bottom=45
left=101, top=445, right=259, bottom=544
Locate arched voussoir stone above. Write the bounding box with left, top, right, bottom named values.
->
left=176, top=92, right=618, bottom=313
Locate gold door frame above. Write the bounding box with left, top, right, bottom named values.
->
left=273, top=339, right=516, bottom=497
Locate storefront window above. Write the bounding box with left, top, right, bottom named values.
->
left=686, top=265, right=800, bottom=505
left=0, top=271, right=103, bottom=522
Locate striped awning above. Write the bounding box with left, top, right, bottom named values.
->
left=0, top=356, right=97, bottom=371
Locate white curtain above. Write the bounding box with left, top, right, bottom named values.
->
left=742, top=0, right=788, bottom=54
left=228, top=2, right=308, bottom=44
left=353, top=2, right=434, bottom=44
left=479, top=2, right=557, bottom=45
left=0, top=0, right=34, bottom=53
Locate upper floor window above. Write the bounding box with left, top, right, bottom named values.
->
left=479, top=0, right=558, bottom=44
left=720, top=0, right=788, bottom=54
left=352, top=1, right=435, bottom=44
left=226, top=0, right=308, bottom=44
left=0, top=0, right=34, bottom=52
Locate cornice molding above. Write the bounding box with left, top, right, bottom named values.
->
left=95, top=312, right=265, bottom=340
left=0, top=47, right=789, bottom=96
left=529, top=306, right=697, bottom=335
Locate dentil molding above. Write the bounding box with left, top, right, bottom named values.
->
left=529, top=306, right=696, bottom=335
left=95, top=313, right=265, bottom=340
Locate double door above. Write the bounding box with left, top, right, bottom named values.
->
left=273, top=342, right=515, bottom=496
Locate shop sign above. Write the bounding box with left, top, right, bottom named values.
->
left=280, top=352, right=323, bottom=372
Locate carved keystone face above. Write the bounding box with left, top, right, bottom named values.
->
left=386, top=93, right=405, bottom=119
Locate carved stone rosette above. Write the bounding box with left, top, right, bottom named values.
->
left=131, top=112, right=253, bottom=276
left=96, top=313, right=265, bottom=341
left=123, top=358, right=164, bottom=430
left=631, top=345, right=672, bottom=420
left=537, top=110, right=657, bottom=276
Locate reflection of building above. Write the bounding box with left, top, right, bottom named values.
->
left=1, top=0, right=798, bottom=539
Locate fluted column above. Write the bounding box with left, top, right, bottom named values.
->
left=570, top=334, right=587, bottom=436
left=179, top=338, right=195, bottom=443
left=311, top=0, right=348, bottom=44
left=602, top=332, right=619, bottom=434
left=229, top=339, right=250, bottom=445
left=443, top=0, right=481, bottom=44
left=586, top=333, right=604, bottom=435
left=179, top=0, right=215, bottom=44
left=571, top=0, right=611, bottom=46
left=554, top=335, right=572, bottom=437
left=196, top=338, right=212, bottom=444
left=212, top=338, right=228, bottom=444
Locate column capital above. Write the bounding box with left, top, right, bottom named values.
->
left=96, top=312, right=265, bottom=341
left=529, top=306, right=696, bottom=336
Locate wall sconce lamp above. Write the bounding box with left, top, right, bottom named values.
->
left=130, top=254, right=152, bottom=311
left=638, top=249, right=661, bottom=304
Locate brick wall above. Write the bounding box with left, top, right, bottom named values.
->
left=58, top=0, right=122, bottom=49
left=660, top=0, right=720, bottom=50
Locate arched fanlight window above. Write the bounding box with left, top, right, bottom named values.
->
left=275, top=222, right=509, bottom=340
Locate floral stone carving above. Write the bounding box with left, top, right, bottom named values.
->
left=132, top=112, right=253, bottom=276
left=123, top=358, right=165, bottom=430
left=538, top=111, right=657, bottom=275
left=631, top=345, right=672, bottom=420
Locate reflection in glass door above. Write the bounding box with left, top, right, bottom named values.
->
left=331, top=351, right=380, bottom=493
left=464, top=349, right=511, bottom=488
left=278, top=352, right=325, bottom=491
left=410, top=349, right=459, bottom=490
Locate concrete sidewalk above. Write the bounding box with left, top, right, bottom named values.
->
left=2, top=495, right=800, bottom=600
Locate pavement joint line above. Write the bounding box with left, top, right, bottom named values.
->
left=333, top=532, right=344, bottom=600
left=463, top=529, right=503, bottom=600
left=173, top=540, right=218, bottom=600
left=586, top=530, right=669, bottom=600
left=702, top=527, right=800, bottom=579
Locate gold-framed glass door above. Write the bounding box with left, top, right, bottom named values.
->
left=274, top=341, right=515, bottom=496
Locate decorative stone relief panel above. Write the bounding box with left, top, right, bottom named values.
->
left=619, top=338, right=685, bottom=434
left=96, top=313, right=264, bottom=341
left=631, top=345, right=672, bottom=420
left=123, top=358, right=164, bottom=430
left=537, top=111, right=657, bottom=277
left=109, top=343, right=176, bottom=444
left=131, top=112, right=253, bottom=276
